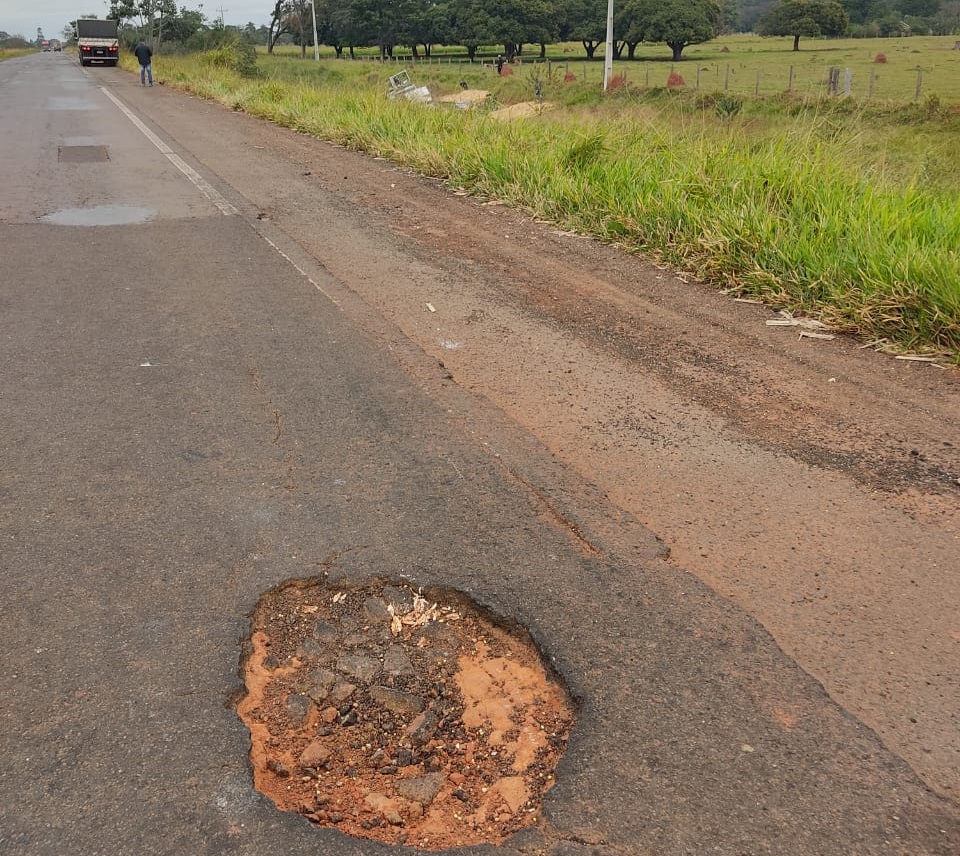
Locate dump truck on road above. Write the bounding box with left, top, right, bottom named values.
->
left=75, top=19, right=119, bottom=67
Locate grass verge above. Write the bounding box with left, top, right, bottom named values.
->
left=0, top=49, right=33, bottom=62
left=148, top=51, right=960, bottom=359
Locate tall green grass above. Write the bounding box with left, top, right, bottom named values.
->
left=0, top=48, right=33, bottom=62
left=153, top=53, right=960, bottom=358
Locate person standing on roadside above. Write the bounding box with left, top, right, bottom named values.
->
left=133, top=39, right=153, bottom=87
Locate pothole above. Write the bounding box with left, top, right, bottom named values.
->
left=58, top=145, right=109, bottom=162
left=40, top=204, right=154, bottom=226
left=237, top=578, right=575, bottom=850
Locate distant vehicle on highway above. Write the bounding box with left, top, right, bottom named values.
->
left=41, top=39, right=50, bottom=51
left=50, top=39, right=62, bottom=52
left=75, top=19, right=119, bottom=67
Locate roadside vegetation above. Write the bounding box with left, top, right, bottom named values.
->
left=0, top=48, right=33, bottom=61
left=134, top=37, right=960, bottom=358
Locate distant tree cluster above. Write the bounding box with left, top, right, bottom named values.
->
left=48, top=0, right=958, bottom=68
left=269, top=0, right=958, bottom=60
left=755, top=0, right=848, bottom=49
left=0, top=30, right=32, bottom=47
left=70, top=2, right=270, bottom=51
left=266, top=0, right=727, bottom=60
left=745, top=0, right=958, bottom=34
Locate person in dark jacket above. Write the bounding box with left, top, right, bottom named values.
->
left=133, top=40, right=153, bottom=87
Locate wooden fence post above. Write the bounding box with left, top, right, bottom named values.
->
left=827, top=67, right=840, bottom=95
left=787, top=64, right=794, bottom=91
left=915, top=66, right=923, bottom=101
left=868, top=66, right=875, bottom=98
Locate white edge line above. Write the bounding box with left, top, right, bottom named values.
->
left=100, top=87, right=237, bottom=216
left=258, top=232, right=342, bottom=309
left=100, top=87, right=340, bottom=309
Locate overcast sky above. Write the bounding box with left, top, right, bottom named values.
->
left=0, top=1, right=271, bottom=40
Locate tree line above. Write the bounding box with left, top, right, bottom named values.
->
left=263, top=0, right=956, bottom=61
left=34, top=0, right=960, bottom=61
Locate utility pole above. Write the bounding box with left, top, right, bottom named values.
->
left=310, top=0, right=319, bottom=61
left=603, top=0, right=614, bottom=91
left=217, top=7, right=227, bottom=27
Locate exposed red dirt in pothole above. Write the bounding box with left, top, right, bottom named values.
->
left=237, top=578, right=575, bottom=849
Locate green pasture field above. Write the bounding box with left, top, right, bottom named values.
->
left=269, top=34, right=960, bottom=105
left=145, top=44, right=960, bottom=358
left=681, top=34, right=960, bottom=104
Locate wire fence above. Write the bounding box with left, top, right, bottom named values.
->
left=366, top=51, right=960, bottom=105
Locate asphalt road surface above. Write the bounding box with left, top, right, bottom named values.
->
left=1, top=51, right=958, bottom=855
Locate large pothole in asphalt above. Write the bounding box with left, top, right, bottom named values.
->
left=237, top=578, right=576, bottom=850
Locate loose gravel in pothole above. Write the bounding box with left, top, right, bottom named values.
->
left=238, top=578, right=575, bottom=850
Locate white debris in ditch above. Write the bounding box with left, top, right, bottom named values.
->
left=386, top=70, right=433, bottom=104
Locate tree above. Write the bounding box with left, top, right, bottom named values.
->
left=398, top=0, right=450, bottom=57
left=756, top=0, right=848, bottom=51
left=448, top=0, right=497, bottom=59
left=0, top=31, right=31, bottom=48
left=107, top=0, right=178, bottom=46
left=898, top=0, right=940, bottom=16
left=161, top=8, right=205, bottom=43
left=740, top=0, right=777, bottom=30
left=620, top=0, right=723, bottom=61
left=349, top=0, right=411, bottom=58
left=933, top=0, right=960, bottom=34
left=326, top=0, right=370, bottom=58
left=716, top=0, right=739, bottom=30
left=837, top=0, right=892, bottom=25
left=267, top=1, right=291, bottom=53
left=513, top=0, right=558, bottom=56
left=286, top=0, right=318, bottom=57
left=449, top=0, right=555, bottom=60
left=107, top=1, right=136, bottom=24
left=558, top=0, right=607, bottom=59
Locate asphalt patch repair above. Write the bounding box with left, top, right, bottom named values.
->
left=237, top=579, right=575, bottom=849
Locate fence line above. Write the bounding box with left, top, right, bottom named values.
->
left=349, top=53, right=945, bottom=104
left=368, top=54, right=953, bottom=102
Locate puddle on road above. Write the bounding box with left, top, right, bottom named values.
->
left=41, top=205, right=155, bottom=226
left=47, top=97, right=101, bottom=111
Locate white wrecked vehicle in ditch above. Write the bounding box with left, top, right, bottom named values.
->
left=386, top=70, right=433, bottom=104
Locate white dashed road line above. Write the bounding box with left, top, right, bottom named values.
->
left=100, top=86, right=238, bottom=216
